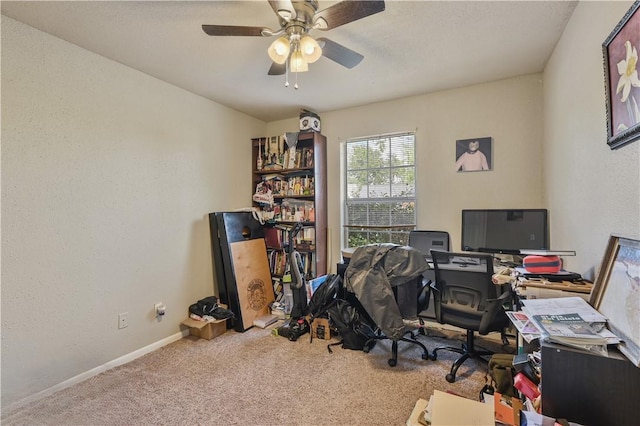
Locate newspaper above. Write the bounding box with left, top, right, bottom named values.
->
left=520, top=297, right=621, bottom=349
left=520, top=296, right=607, bottom=324
left=505, top=311, right=542, bottom=343
left=531, top=313, right=608, bottom=345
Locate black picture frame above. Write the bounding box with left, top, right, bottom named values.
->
left=603, top=1, right=640, bottom=150
left=454, top=136, right=492, bottom=172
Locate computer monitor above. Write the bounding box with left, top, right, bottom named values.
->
left=461, top=209, right=549, bottom=255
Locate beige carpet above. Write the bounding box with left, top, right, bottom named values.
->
left=2, top=322, right=514, bottom=425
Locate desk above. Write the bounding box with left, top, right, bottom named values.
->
left=515, top=278, right=592, bottom=302
left=541, top=342, right=640, bottom=425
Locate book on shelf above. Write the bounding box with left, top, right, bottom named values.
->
left=301, top=147, right=314, bottom=168
left=264, top=227, right=284, bottom=249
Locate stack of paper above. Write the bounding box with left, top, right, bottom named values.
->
left=506, top=311, right=542, bottom=343
left=253, top=314, right=278, bottom=329
left=520, top=297, right=621, bottom=350
left=429, top=390, right=494, bottom=426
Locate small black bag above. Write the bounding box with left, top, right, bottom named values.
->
left=326, top=299, right=377, bottom=352
left=189, top=296, right=235, bottom=320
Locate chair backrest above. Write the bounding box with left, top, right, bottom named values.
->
left=408, top=230, right=450, bottom=262
left=429, top=250, right=506, bottom=333
left=407, top=231, right=450, bottom=313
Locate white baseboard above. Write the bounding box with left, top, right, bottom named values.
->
left=4, top=330, right=189, bottom=413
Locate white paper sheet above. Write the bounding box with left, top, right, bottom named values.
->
left=430, top=390, right=494, bottom=426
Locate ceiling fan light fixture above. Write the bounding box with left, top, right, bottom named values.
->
left=290, top=50, right=309, bottom=72
left=277, top=10, right=293, bottom=21
left=300, top=35, right=322, bottom=63
left=268, top=36, right=291, bottom=64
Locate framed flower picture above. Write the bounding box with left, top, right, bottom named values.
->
left=603, top=1, right=640, bottom=149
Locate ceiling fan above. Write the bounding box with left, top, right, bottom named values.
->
left=202, top=0, right=385, bottom=85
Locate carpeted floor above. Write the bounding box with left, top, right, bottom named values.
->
left=2, top=322, right=515, bottom=426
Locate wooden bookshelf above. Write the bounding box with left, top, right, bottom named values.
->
left=251, top=132, right=327, bottom=286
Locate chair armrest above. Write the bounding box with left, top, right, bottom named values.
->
left=478, top=290, right=511, bottom=334
left=417, top=278, right=432, bottom=311
left=488, top=289, right=511, bottom=304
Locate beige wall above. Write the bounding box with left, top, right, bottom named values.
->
left=4, top=0, right=639, bottom=410
left=1, top=16, right=265, bottom=407
left=270, top=75, right=546, bottom=271
left=543, top=0, right=640, bottom=277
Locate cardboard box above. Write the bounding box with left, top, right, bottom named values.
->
left=181, top=317, right=227, bottom=340
left=493, top=392, right=522, bottom=426
left=182, top=303, right=230, bottom=340
left=311, top=317, right=331, bottom=340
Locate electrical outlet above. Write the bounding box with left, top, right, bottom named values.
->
left=154, top=303, right=166, bottom=317
left=118, top=312, right=128, bottom=329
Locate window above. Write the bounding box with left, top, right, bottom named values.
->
left=344, top=132, right=416, bottom=247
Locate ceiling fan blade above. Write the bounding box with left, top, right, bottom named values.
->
left=202, top=25, right=269, bottom=37
left=268, top=0, right=297, bottom=21
left=268, top=62, right=286, bottom=75
left=317, top=37, right=364, bottom=69
left=313, top=1, right=385, bottom=30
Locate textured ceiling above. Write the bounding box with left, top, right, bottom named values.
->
left=1, top=0, right=578, bottom=122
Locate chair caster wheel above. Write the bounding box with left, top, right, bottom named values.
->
left=363, top=347, right=370, bottom=353
left=445, top=373, right=456, bottom=383
left=429, top=353, right=437, bottom=361
left=388, top=359, right=397, bottom=367
left=422, top=353, right=429, bottom=360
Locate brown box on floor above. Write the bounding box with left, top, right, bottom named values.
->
left=181, top=317, right=227, bottom=340
left=311, top=317, right=331, bottom=340
left=181, top=303, right=229, bottom=340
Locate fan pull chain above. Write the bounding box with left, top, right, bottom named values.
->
left=294, top=71, right=299, bottom=90
left=285, top=61, right=290, bottom=87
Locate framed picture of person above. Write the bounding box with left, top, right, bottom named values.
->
left=455, top=137, right=492, bottom=172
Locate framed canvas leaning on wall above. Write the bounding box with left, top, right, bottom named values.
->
left=590, top=234, right=640, bottom=366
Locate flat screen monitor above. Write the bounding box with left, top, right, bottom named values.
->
left=461, top=209, right=548, bottom=255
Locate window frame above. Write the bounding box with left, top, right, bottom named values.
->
left=342, top=131, right=417, bottom=248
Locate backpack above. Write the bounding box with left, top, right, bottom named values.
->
left=306, top=274, right=341, bottom=342
left=326, top=299, right=377, bottom=352
left=307, top=274, right=341, bottom=318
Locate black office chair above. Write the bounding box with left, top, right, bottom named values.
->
left=407, top=230, right=451, bottom=333
left=429, top=249, right=511, bottom=383
left=344, top=244, right=432, bottom=367
left=408, top=230, right=450, bottom=263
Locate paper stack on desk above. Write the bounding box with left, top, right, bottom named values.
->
left=520, top=297, right=621, bottom=351
left=506, top=311, right=543, bottom=343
